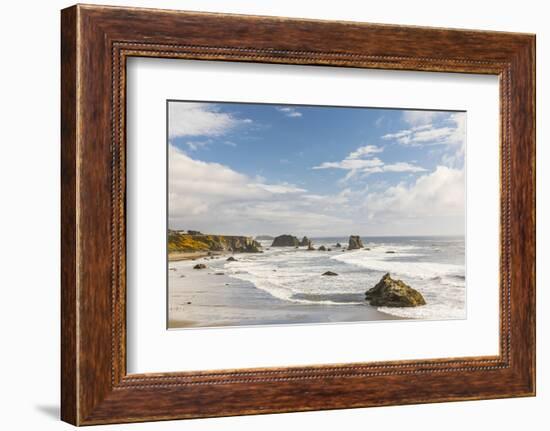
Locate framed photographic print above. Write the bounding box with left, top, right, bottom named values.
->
left=61, top=4, right=536, bottom=425
left=165, top=101, right=466, bottom=329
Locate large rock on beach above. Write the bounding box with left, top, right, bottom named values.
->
left=322, top=271, right=338, bottom=276
left=365, top=273, right=426, bottom=307
left=193, top=263, right=207, bottom=270
left=348, top=235, right=364, bottom=250
left=271, top=234, right=300, bottom=247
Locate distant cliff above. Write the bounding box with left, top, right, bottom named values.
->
left=168, top=230, right=262, bottom=253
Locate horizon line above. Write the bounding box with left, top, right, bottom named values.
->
left=169, top=229, right=465, bottom=238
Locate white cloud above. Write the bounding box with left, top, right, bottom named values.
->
left=364, top=166, right=465, bottom=222
left=402, top=110, right=446, bottom=126
left=412, top=127, right=456, bottom=142
left=381, top=112, right=466, bottom=165
left=169, top=102, right=251, bottom=138
left=169, top=145, right=351, bottom=235
left=276, top=106, right=303, bottom=118
left=382, top=124, right=457, bottom=146
left=441, top=113, right=467, bottom=168
left=169, top=145, right=463, bottom=237
left=382, top=162, right=428, bottom=173
left=168, top=107, right=465, bottom=237
left=183, top=140, right=211, bottom=151
left=169, top=146, right=257, bottom=203
left=348, top=144, right=383, bottom=159
left=313, top=157, right=384, bottom=171
left=255, top=183, right=307, bottom=194
left=312, top=144, right=425, bottom=181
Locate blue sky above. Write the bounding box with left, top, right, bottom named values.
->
left=168, top=101, right=465, bottom=236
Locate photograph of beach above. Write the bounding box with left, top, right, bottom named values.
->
left=167, top=101, right=466, bottom=329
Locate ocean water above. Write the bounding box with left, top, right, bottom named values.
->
left=209, top=236, right=466, bottom=321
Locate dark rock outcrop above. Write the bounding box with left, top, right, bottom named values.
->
left=307, top=243, right=315, bottom=251
left=318, top=245, right=327, bottom=251
left=334, top=242, right=342, bottom=248
left=226, top=256, right=237, bottom=262
left=348, top=235, right=364, bottom=250
left=299, top=236, right=311, bottom=246
left=386, top=250, right=396, bottom=254
left=229, top=237, right=262, bottom=252
left=271, top=234, right=300, bottom=247
left=322, top=271, right=338, bottom=276
left=365, top=273, right=426, bottom=307
left=193, top=263, right=207, bottom=270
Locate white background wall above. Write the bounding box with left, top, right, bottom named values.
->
left=0, top=0, right=546, bottom=429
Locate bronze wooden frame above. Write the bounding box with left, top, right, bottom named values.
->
left=61, top=4, right=536, bottom=425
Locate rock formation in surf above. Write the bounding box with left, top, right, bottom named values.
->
left=365, top=273, right=426, bottom=307
left=348, top=235, right=364, bottom=250
left=271, top=234, right=300, bottom=247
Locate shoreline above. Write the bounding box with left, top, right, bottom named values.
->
left=168, top=249, right=262, bottom=262
left=168, top=250, right=230, bottom=262
left=168, top=255, right=403, bottom=329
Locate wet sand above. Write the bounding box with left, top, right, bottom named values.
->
left=168, top=251, right=225, bottom=262
left=168, top=254, right=399, bottom=329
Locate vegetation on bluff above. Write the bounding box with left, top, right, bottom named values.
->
left=168, top=230, right=262, bottom=253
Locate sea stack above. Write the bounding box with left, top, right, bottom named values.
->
left=271, top=234, right=300, bottom=247
left=348, top=235, right=364, bottom=250
left=299, top=236, right=311, bottom=246
left=365, top=273, right=426, bottom=307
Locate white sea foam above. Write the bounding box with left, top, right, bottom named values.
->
left=331, top=248, right=464, bottom=282
left=331, top=245, right=465, bottom=319
left=225, top=248, right=365, bottom=305
left=222, top=238, right=465, bottom=320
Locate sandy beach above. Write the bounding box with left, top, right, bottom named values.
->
left=168, top=251, right=222, bottom=262
left=168, top=253, right=396, bottom=329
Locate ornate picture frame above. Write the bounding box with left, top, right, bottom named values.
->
left=61, top=4, right=535, bottom=425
